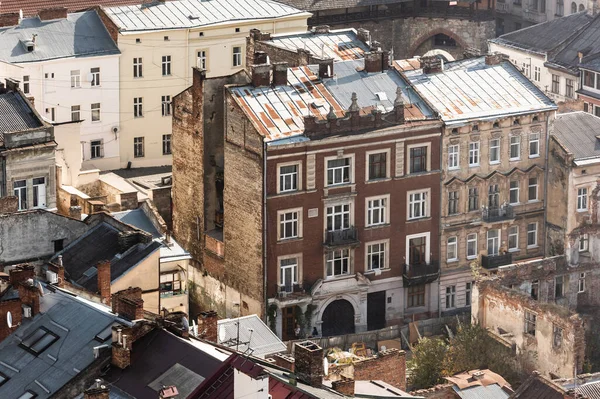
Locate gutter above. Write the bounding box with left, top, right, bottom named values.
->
left=262, top=141, right=268, bottom=324
left=543, top=113, right=552, bottom=256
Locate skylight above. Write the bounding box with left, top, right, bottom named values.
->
left=19, top=327, right=59, bottom=356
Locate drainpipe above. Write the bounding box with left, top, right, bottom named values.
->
left=262, top=141, right=268, bottom=323
left=543, top=112, right=552, bottom=256
left=438, top=128, right=443, bottom=320
left=1, top=157, right=6, bottom=197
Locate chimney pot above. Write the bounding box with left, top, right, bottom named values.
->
left=294, top=341, right=324, bottom=387
left=313, top=25, right=330, bottom=34
left=420, top=55, right=444, bottom=74
left=198, top=310, right=219, bottom=342
left=97, top=260, right=111, bottom=304
left=364, top=51, right=384, bottom=73
left=84, top=378, right=110, bottom=399
left=272, top=62, right=289, bottom=86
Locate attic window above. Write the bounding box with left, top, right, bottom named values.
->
left=17, top=391, right=37, bottom=399
left=235, top=27, right=240, bottom=33
left=472, top=124, right=479, bottom=132
left=199, top=32, right=204, bottom=37
left=532, top=115, right=539, bottom=122
left=493, top=121, right=500, bottom=129
left=0, top=371, right=8, bottom=388
left=451, top=128, right=458, bottom=134
left=83, top=266, right=98, bottom=278
left=136, top=38, right=141, bottom=44
left=19, top=327, right=59, bottom=356
left=164, top=36, right=169, bottom=41
left=513, top=118, right=520, bottom=126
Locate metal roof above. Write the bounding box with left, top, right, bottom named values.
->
left=577, top=381, right=600, bottom=398
left=453, top=384, right=510, bottom=399
left=403, top=57, right=557, bottom=125
left=0, top=92, right=42, bottom=133
left=265, top=29, right=368, bottom=61
left=551, top=14, right=600, bottom=72
left=112, top=208, right=162, bottom=238
left=218, top=314, right=286, bottom=358
left=0, top=0, right=146, bottom=18
left=0, top=11, right=120, bottom=63
left=272, top=0, right=409, bottom=12
left=103, top=0, right=309, bottom=32
left=552, top=111, right=600, bottom=162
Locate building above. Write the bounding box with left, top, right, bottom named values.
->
left=403, top=55, right=557, bottom=316
left=0, top=8, right=122, bottom=171
left=547, top=112, right=600, bottom=261
left=0, top=80, right=57, bottom=211
left=512, top=371, right=575, bottom=398
left=495, top=0, right=589, bottom=35
left=411, top=369, right=515, bottom=398
left=577, top=54, right=600, bottom=114
left=98, top=0, right=310, bottom=168
left=0, top=0, right=144, bottom=17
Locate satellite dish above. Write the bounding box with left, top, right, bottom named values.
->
left=323, top=357, right=329, bottom=376
left=38, top=282, right=44, bottom=296
left=6, top=311, right=12, bottom=328
left=218, top=325, right=226, bottom=343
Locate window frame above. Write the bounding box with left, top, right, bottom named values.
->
left=509, top=180, right=520, bottom=204
left=23, top=75, right=30, bottom=94
left=555, top=275, right=565, bottom=298
left=551, top=74, right=560, bottom=94
left=19, top=326, right=59, bottom=356
left=71, top=105, right=80, bottom=122
left=325, top=201, right=352, bottom=232
left=325, top=155, right=353, bottom=187
left=510, top=135, right=521, bottom=160
left=524, top=310, right=537, bottom=335
left=197, top=49, right=208, bottom=70
left=489, top=138, right=500, bottom=164
left=448, top=144, right=459, bottom=170
left=529, top=132, right=540, bottom=158
left=447, top=236, right=458, bottom=262
left=365, top=239, right=389, bottom=271
left=448, top=189, right=459, bottom=215
left=407, top=189, right=429, bottom=220
left=162, top=55, right=172, bottom=76
left=277, top=161, right=302, bottom=194
left=405, top=232, right=430, bottom=265
left=70, top=69, right=81, bottom=88
left=566, top=78, right=574, bottom=98
left=469, top=141, right=480, bottom=167
left=577, top=187, right=588, bottom=211
left=278, top=254, right=301, bottom=291
left=467, top=233, right=478, bottom=259
left=32, top=177, right=45, bottom=209
left=278, top=208, right=302, bottom=241
left=579, top=234, right=589, bottom=252
left=366, top=195, right=389, bottom=227
left=90, top=67, right=100, bottom=87
left=365, top=149, right=390, bottom=181
left=133, top=97, right=143, bottom=118
left=91, top=103, right=101, bottom=122
left=91, top=139, right=103, bottom=159
left=407, top=284, right=426, bottom=308
left=14, top=179, right=27, bottom=210
left=408, top=144, right=429, bottom=174
left=579, top=272, right=586, bottom=293
left=465, top=282, right=473, bottom=306
left=162, top=134, right=172, bottom=155
left=161, top=95, right=171, bottom=117
left=133, top=57, right=143, bottom=78
left=527, top=222, right=538, bottom=248
left=326, top=248, right=350, bottom=278
left=508, top=225, right=519, bottom=252
left=445, top=285, right=456, bottom=309
left=468, top=187, right=479, bottom=212
left=528, top=177, right=538, bottom=202
left=134, top=136, right=145, bottom=158
left=232, top=46, right=243, bottom=67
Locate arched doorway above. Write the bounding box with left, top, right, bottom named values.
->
left=321, top=299, right=355, bottom=337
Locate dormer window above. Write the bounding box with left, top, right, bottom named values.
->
left=21, top=40, right=35, bottom=52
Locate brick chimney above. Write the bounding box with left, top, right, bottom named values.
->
left=318, top=59, right=334, bottom=79
left=84, top=379, right=110, bottom=399
left=485, top=52, right=508, bottom=66
left=364, top=51, right=384, bottom=73
left=0, top=196, right=18, bottom=213
left=111, top=287, right=144, bottom=321
left=97, top=260, right=111, bottom=304
left=294, top=341, right=324, bottom=387
left=198, top=310, right=218, bottom=342
left=273, top=353, right=295, bottom=372
left=9, top=265, right=35, bottom=285
left=254, top=51, right=268, bottom=65
left=272, top=62, right=288, bottom=86
left=313, top=25, right=330, bottom=34
left=357, top=28, right=370, bottom=44
left=17, top=283, right=40, bottom=317
left=47, top=262, right=65, bottom=288
left=69, top=205, right=82, bottom=220
left=332, top=377, right=355, bottom=396
left=420, top=55, right=443, bottom=74
left=394, top=87, right=405, bottom=124
left=0, top=13, right=19, bottom=28
left=38, top=7, right=68, bottom=21
left=111, top=339, right=131, bottom=369
left=353, top=348, right=407, bottom=391
left=252, top=64, right=271, bottom=87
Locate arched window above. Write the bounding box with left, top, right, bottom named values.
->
left=571, top=1, right=577, bottom=13
left=579, top=3, right=585, bottom=10
left=557, top=0, right=564, bottom=16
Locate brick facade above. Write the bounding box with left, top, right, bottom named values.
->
left=353, top=349, right=407, bottom=391
left=111, top=287, right=144, bottom=321
left=294, top=341, right=324, bottom=387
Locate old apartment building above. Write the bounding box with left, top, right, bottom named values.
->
left=404, top=55, right=557, bottom=316
left=495, top=0, right=589, bottom=35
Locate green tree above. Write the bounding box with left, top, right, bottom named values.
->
left=408, top=337, right=448, bottom=389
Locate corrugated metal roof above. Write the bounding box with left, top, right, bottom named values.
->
left=578, top=381, right=600, bottom=398
left=0, top=92, right=42, bottom=133
left=0, top=11, right=119, bottom=63
left=454, top=384, right=510, bottom=399
left=552, top=111, right=600, bottom=161
left=266, top=29, right=368, bottom=61
left=551, top=14, right=600, bottom=72
left=218, top=314, right=286, bottom=357
left=403, top=57, right=557, bottom=125
left=103, top=0, right=308, bottom=32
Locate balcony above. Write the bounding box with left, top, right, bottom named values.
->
left=496, top=2, right=509, bottom=12
left=482, top=204, right=514, bottom=223
left=481, top=253, right=513, bottom=270
left=523, top=9, right=547, bottom=23
left=402, top=261, right=440, bottom=287
left=324, top=227, right=359, bottom=247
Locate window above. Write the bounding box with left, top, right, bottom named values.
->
left=468, top=187, right=479, bottom=212
left=408, top=235, right=428, bottom=265
left=91, top=103, right=100, bottom=122
left=577, top=187, right=588, bottom=211
left=551, top=74, right=560, bottom=94
left=469, top=142, right=480, bottom=166
left=447, top=237, right=458, bottom=261
left=556, top=0, right=564, bottom=15
left=14, top=180, right=27, bottom=210
left=524, top=311, right=536, bottom=335
left=279, top=210, right=299, bottom=240
left=566, top=78, right=574, bottom=98
left=90, top=67, right=100, bottom=86
left=527, top=222, right=537, bottom=247
left=584, top=70, right=595, bottom=87
left=508, top=226, right=519, bottom=251
left=327, top=204, right=350, bottom=231
left=162, top=55, right=172, bottom=76
left=493, top=121, right=500, bottom=129
left=553, top=325, right=563, bottom=349
left=528, top=177, right=538, bottom=201
left=326, top=249, right=349, bottom=277
left=472, top=124, right=479, bottom=132
left=529, top=133, right=540, bottom=157
left=197, top=50, right=207, bottom=69
left=134, top=137, right=144, bottom=158
left=70, top=70, right=80, bottom=88
left=579, top=272, right=586, bottom=292
left=20, top=327, right=59, bottom=355
left=595, top=105, right=600, bottom=118
left=367, top=197, right=387, bottom=226
left=280, top=258, right=298, bottom=292
left=160, top=272, right=182, bottom=297
left=446, top=285, right=456, bottom=309
left=162, top=134, right=172, bottom=155
left=408, top=191, right=428, bottom=220
left=17, top=391, right=37, bottom=399
left=467, top=233, right=478, bottom=259
left=44, top=72, right=54, bottom=93
left=327, top=157, right=351, bottom=186
left=279, top=164, right=298, bottom=193
left=522, top=62, right=530, bottom=78
left=136, top=38, right=141, bottom=43
left=233, top=46, right=242, bottom=67
left=531, top=280, right=539, bottom=300
left=465, top=282, right=473, bottom=306
left=487, top=229, right=500, bottom=256
left=490, top=138, right=500, bottom=164
left=134, top=97, right=143, bottom=118
left=409, top=146, right=427, bottom=173
left=133, top=57, right=142, bottom=78
left=32, top=177, right=45, bottom=208
left=46, top=107, right=56, bottom=122
left=23, top=75, right=30, bottom=94
left=448, top=190, right=458, bottom=215
left=0, top=371, right=8, bottom=388
left=164, top=35, right=169, bottom=41
left=91, top=140, right=103, bottom=159
left=53, top=239, right=64, bottom=253
left=71, top=105, right=80, bottom=122
left=555, top=275, right=564, bottom=298
left=579, top=234, right=589, bottom=252
left=367, top=241, right=387, bottom=270
left=407, top=285, right=425, bottom=307
left=368, top=152, right=387, bottom=180
left=509, top=180, right=520, bottom=204
left=161, top=95, right=171, bottom=116
left=448, top=144, right=459, bottom=169
left=488, top=184, right=499, bottom=208
left=510, top=135, right=521, bottom=160
left=534, top=66, right=540, bottom=82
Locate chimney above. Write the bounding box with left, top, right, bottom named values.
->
left=38, top=7, right=68, bottom=21
left=159, top=386, right=179, bottom=399
left=318, top=59, right=334, bottom=79
left=111, top=287, right=144, bottom=321
left=9, top=265, right=35, bottom=285
left=84, top=379, right=110, bottom=399
left=272, top=62, right=288, bottom=86
left=117, top=231, right=144, bottom=251
left=382, top=50, right=391, bottom=71
left=17, top=283, right=40, bottom=316
left=254, top=51, right=268, bottom=65
left=273, top=353, right=295, bottom=372
left=485, top=52, right=508, bottom=66
left=297, top=48, right=310, bottom=66
left=5, top=78, right=19, bottom=91
left=0, top=13, right=19, bottom=27
left=357, top=28, right=370, bottom=44
left=332, top=377, right=355, bottom=396
left=97, top=260, right=111, bottom=304
left=394, top=87, right=405, bottom=124
left=364, top=51, right=384, bottom=73
left=69, top=206, right=82, bottom=220
left=47, top=263, right=65, bottom=288
left=313, top=25, right=330, bottom=34
left=252, top=64, right=271, bottom=87
left=294, top=341, right=324, bottom=387
left=198, top=310, right=218, bottom=342
left=111, top=340, right=131, bottom=369
left=420, top=55, right=443, bottom=74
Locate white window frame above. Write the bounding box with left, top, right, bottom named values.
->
left=510, top=135, right=521, bottom=160
left=134, top=97, right=143, bottom=118
left=407, top=143, right=431, bottom=174
left=446, top=285, right=456, bottom=309
left=278, top=254, right=301, bottom=292
left=70, top=70, right=81, bottom=88
left=577, top=187, right=588, bottom=211
left=277, top=161, right=301, bottom=194
left=448, top=144, right=459, bottom=170
left=487, top=229, right=500, bottom=256
left=528, top=177, right=538, bottom=202
left=278, top=208, right=302, bottom=241
left=71, top=105, right=80, bottom=122
left=326, top=202, right=352, bottom=232
left=32, top=177, right=46, bottom=208
left=162, top=134, right=172, bottom=155
left=469, top=141, right=480, bottom=167
left=325, top=155, right=354, bottom=187
left=524, top=310, right=537, bottom=335
left=134, top=136, right=145, bottom=158
left=467, top=233, right=478, bottom=259
left=23, top=75, right=30, bottom=94
left=133, top=57, right=143, bottom=78
left=162, top=55, right=172, bottom=76
left=527, top=222, right=538, bottom=248
left=579, top=234, right=589, bottom=252
left=509, top=180, right=520, bottom=204
left=326, top=248, right=350, bottom=278
left=529, top=132, right=540, bottom=158
left=405, top=232, right=431, bottom=265
left=90, top=139, right=103, bottom=159
left=534, top=66, right=540, bottom=82
left=407, top=189, right=429, bottom=220
left=465, top=282, right=473, bottom=306
left=197, top=49, right=208, bottom=70
left=365, top=240, right=389, bottom=271
left=489, top=138, right=500, bottom=164
left=579, top=272, right=586, bottom=293
left=366, top=195, right=389, bottom=227
left=91, top=103, right=101, bottom=122
left=161, top=95, right=171, bottom=116
left=90, top=67, right=100, bottom=87
left=365, top=149, right=390, bottom=181
left=232, top=46, right=243, bottom=67
left=14, top=180, right=27, bottom=210
left=447, top=236, right=458, bottom=262
left=508, top=225, right=519, bottom=252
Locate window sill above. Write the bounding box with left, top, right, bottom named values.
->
left=509, top=158, right=521, bottom=162
left=448, top=167, right=460, bottom=171
left=365, top=223, right=390, bottom=230
left=468, top=164, right=480, bottom=168
left=489, top=161, right=500, bottom=165
left=325, top=274, right=352, bottom=281
left=447, top=259, right=459, bottom=264
left=278, top=237, right=302, bottom=244
left=508, top=248, right=520, bottom=253
left=467, top=256, right=477, bottom=260
left=527, top=245, right=539, bottom=249
left=406, top=216, right=431, bottom=223
left=509, top=202, right=520, bottom=206
left=577, top=209, right=588, bottom=213
left=364, top=268, right=391, bottom=275
left=91, top=120, right=102, bottom=123
left=529, top=155, right=540, bottom=159
left=326, top=182, right=353, bottom=189
left=365, top=177, right=391, bottom=184
left=527, top=200, right=541, bottom=204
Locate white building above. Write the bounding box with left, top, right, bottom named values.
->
left=0, top=9, right=122, bottom=171
left=495, top=0, right=589, bottom=35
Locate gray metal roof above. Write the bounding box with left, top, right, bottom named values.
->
left=552, top=111, right=600, bottom=161
left=0, top=10, right=120, bottom=63
left=551, top=14, right=600, bottom=72
left=112, top=209, right=162, bottom=239
left=103, top=0, right=309, bottom=32
left=0, top=286, right=121, bottom=399
left=273, top=0, right=408, bottom=12
left=0, top=92, right=42, bottom=133
left=577, top=381, right=600, bottom=398
left=403, top=57, right=557, bottom=125
left=217, top=315, right=286, bottom=358
left=265, top=29, right=368, bottom=61
left=453, top=384, right=510, bottom=399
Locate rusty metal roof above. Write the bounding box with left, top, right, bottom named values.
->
left=393, top=58, right=422, bottom=72
left=403, top=57, right=557, bottom=125
left=265, top=28, right=368, bottom=61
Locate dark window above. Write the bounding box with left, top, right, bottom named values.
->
left=409, top=237, right=427, bottom=265
left=555, top=276, right=564, bottom=298
left=0, top=371, right=8, bottom=387
left=531, top=280, right=539, bottom=300
left=53, top=239, right=64, bottom=253
left=410, top=146, right=427, bottom=173
left=448, top=190, right=459, bottom=215
left=566, top=79, right=574, bottom=98
left=468, top=187, right=479, bottom=211
left=433, top=34, right=457, bottom=47
left=488, top=184, right=499, bottom=208
left=162, top=134, right=172, bottom=155
left=407, top=285, right=425, bottom=307
left=584, top=71, right=595, bottom=87
left=19, top=327, right=59, bottom=355
left=584, top=102, right=589, bottom=113
left=368, top=152, right=387, bottom=180
left=551, top=74, right=560, bottom=94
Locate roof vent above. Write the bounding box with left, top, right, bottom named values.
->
left=375, top=92, right=388, bottom=101
left=21, top=39, right=35, bottom=52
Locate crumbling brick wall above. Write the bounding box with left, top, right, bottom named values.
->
left=353, top=349, right=407, bottom=391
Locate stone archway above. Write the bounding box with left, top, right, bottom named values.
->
left=409, top=28, right=469, bottom=59
left=321, top=299, right=355, bottom=337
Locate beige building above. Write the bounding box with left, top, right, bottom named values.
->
left=99, top=0, right=309, bottom=168
left=403, top=54, right=557, bottom=316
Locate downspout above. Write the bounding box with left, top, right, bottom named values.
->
left=543, top=112, right=552, bottom=256
left=1, top=157, right=6, bottom=197
left=438, top=127, right=443, bottom=320
left=262, top=141, right=268, bottom=323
